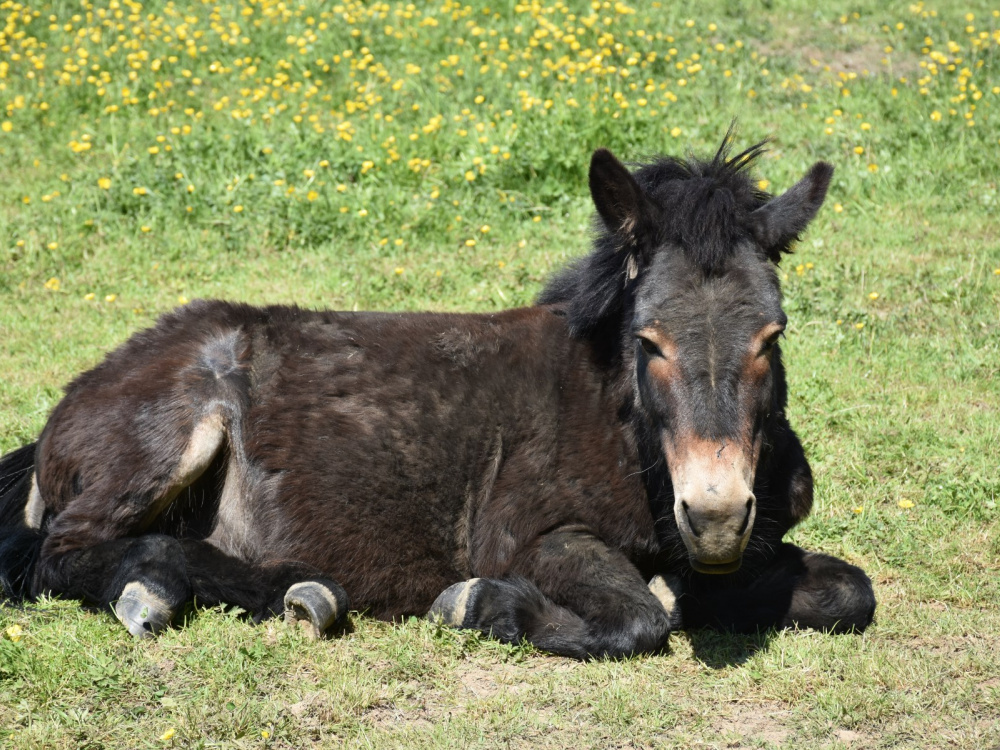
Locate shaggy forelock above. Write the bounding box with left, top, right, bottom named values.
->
left=630, top=140, right=770, bottom=273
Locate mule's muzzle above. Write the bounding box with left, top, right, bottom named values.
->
left=675, top=492, right=756, bottom=575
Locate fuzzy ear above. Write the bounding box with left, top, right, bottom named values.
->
left=751, top=161, right=833, bottom=262
left=589, top=148, right=653, bottom=246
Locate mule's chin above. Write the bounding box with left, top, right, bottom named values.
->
left=689, top=557, right=742, bottom=575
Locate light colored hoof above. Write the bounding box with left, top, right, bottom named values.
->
left=283, top=581, right=348, bottom=639
left=113, top=582, right=174, bottom=639
left=427, top=578, right=481, bottom=628
left=649, top=574, right=684, bottom=630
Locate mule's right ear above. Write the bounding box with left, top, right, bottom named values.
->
left=589, top=148, right=653, bottom=247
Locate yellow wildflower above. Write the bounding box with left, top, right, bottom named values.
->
left=105, top=294, right=117, bottom=303
left=160, top=728, right=176, bottom=741
left=98, top=177, right=111, bottom=190
left=5, top=624, right=23, bottom=641
left=44, top=278, right=60, bottom=291
left=898, top=499, right=915, bottom=509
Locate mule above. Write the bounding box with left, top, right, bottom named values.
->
left=0, top=138, right=875, bottom=659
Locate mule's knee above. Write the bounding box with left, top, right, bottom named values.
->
left=792, top=553, right=876, bottom=633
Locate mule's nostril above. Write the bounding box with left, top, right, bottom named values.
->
left=681, top=500, right=702, bottom=537
left=737, top=497, right=754, bottom=537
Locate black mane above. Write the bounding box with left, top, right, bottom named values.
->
left=538, top=139, right=774, bottom=339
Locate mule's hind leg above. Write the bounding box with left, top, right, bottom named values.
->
left=36, top=534, right=192, bottom=637
left=679, top=543, right=876, bottom=633
left=32, top=407, right=228, bottom=636
left=179, top=541, right=350, bottom=639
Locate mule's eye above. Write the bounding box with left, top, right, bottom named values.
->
left=761, top=331, right=783, bottom=355
left=638, top=336, right=661, bottom=358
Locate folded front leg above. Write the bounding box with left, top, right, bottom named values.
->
left=429, top=527, right=677, bottom=659
left=679, top=543, right=876, bottom=634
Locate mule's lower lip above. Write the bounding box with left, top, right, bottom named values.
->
left=690, top=558, right=742, bottom=575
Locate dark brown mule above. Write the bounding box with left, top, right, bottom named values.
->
left=0, top=139, right=874, bottom=658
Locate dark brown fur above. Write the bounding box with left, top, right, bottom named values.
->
left=0, top=138, right=875, bottom=658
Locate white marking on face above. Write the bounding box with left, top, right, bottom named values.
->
left=24, top=472, right=44, bottom=529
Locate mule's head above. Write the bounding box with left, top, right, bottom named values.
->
left=576, top=142, right=831, bottom=574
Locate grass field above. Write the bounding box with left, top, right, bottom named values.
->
left=1, top=0, right=999, bottom=746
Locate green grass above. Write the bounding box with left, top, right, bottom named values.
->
left=2, top=0, right=1000, bottom=746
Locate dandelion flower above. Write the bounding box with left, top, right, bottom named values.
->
left=160, top=728, right=176, bottom=741
left=105, top=294, right=117, bottom=303
left=852, top=506, right=863, bottom=514
left=898, top=499, right=915, bottom=509
left=854, top=322, right=865, bottom=330
left=84, top=293, right=95, bottom=301
left=465, top=239, right=476, bottom=247
left=98, top=177, right=112, bottom=190
left=141, top=226, right=151, bottom=233
left=178, top=296, right=189, bottom=305
left=1, top=121, right=12, bottom=133
left=133, top=187, right=148, bottom=196
left=758, top=179, right=770, bottom=191
left=480, top=225, right=490, bottom=233
left=44, top=278, right=60, bottom=291
left=868, top=292, right=879, bottom=300
left=834, top=203, right=844, bottom=213
left=5, top=624, right=22, bottom=641
left=394, top=267, right=405, bottom=275
left=233, top=205, right=243, bottom=213
left=306, top=191, right=319, bottom=201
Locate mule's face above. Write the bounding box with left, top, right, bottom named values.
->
left=585, top=144, right=832, bottom=574
left=633, top=251, right=784, bottom=573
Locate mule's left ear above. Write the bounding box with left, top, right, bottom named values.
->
left=751, top=161, right=833, bottom=262
left=589, top=148, right=654, bottom=247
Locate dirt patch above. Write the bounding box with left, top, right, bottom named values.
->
left=754, top=24, right=921, bottom=79
left=710, top=700, right=791, bottom=748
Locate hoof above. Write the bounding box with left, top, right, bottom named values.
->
left=113, top=581, right=175, bottom=639
left=283, top=580, right=349, bottom=639
left=427, top=578, right=481, bottom=628
left=648, top=574, right=684, bottom=630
